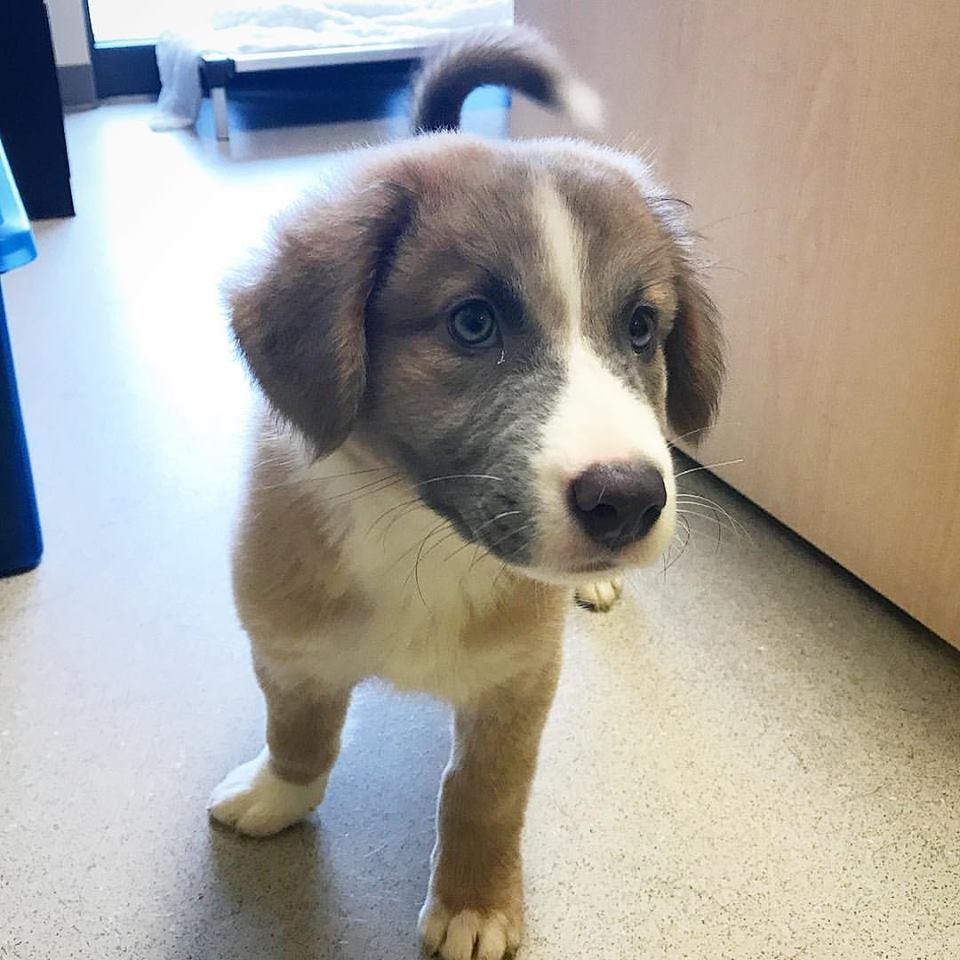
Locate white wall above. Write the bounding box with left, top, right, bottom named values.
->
left=46, top=0, right=90, bottom=66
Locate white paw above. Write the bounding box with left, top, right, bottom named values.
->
left=419, top=902, right=521, bottom=960
left=575, top=577, right=623, bottom=612
left=207, top=747, right=329, bottom=837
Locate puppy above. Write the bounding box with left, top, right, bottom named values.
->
left=208, top=27, right=723, bottom=960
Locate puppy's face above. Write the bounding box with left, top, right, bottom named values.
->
left=232, top=137, right=723, bottom=584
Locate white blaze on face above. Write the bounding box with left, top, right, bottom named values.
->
left=529, top=180, right=676, bottom=577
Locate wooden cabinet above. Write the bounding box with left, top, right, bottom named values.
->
left=514, top=0, right=960, bottom=647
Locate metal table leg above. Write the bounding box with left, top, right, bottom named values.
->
left=211, top=86, right=230, bottom=141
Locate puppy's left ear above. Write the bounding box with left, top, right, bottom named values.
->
left=664, top=266, right=725, bottom=438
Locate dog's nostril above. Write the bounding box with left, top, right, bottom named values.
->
left=570, top=462, right=667, bottom=550
left=639, top=502, right=663, bottom=532
left=591, top=503, right=618, bottom=525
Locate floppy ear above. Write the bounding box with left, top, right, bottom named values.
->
left=664, top=266, right=725, bottom=439
left=230, top=178, right=412, bottom=454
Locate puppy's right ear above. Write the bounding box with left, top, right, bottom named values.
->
left=230, top=177, right=412, bottom=454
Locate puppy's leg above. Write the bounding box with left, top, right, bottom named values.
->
left=575, top=577, right=624, bottom=612
left=208, top=669, right=352, bottom=837
left=419, top=661, right=559, bottom=960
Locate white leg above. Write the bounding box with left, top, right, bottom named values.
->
left=208, top=678, right=351, bottom=837
left=211, top=86, right=230, bottom=141
left=208, top=747, right=330, bottom=837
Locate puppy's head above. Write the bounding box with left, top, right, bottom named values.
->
left=231, top=136, right=722, bottom=584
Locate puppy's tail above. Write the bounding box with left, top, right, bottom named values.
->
left=411, top=25, right=603, bottom=135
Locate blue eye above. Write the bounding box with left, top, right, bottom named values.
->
left=448, top=299, right=500, bottom=349
left=629, top=305, right=658, bottom=354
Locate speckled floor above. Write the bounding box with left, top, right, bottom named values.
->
left=1, top=100, right=959, bottom=960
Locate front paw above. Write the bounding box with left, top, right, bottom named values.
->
left=419, top=897, right=522, bottom=960
left=207, top=746, right=329, bottom=837
left=575, top=576, right=623, bottom=612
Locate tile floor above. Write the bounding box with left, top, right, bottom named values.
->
left=1, top=100, right=958, bottom=960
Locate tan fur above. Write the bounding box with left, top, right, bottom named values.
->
left=209, top=29, right=723, bottom=960
left=223, top=411, right=565, bottom=954
left=420, top=652, right=560, bottom=954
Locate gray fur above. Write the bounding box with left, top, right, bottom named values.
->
left=229, top=35, right=723, bottom=568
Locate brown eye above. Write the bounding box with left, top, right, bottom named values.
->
left=448, top=299, right=500, bottom=349
left=629, top=305, right=658, bottom=354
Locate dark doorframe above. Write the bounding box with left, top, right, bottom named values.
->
left=0, top=0, right=75, bottom=217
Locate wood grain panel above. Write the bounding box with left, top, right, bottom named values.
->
left=514, top=0, right=960, bottom=646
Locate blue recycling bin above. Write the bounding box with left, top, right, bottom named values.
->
left=0, top=138, right=41, bottom=576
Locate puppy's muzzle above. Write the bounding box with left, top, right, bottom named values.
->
left=569, top=461, right=667, bottom=550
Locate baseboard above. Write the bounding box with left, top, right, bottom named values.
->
left=91, top=42, right=160, bottom=98
left=57, top=63, right=98, bottom=107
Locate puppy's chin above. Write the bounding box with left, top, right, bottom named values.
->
left=512, top=563, right=622, bottom=588
left=502, top=508, right=677, bottom=586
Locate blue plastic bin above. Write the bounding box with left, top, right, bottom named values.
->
left=0, top=138, right=41, bottom=576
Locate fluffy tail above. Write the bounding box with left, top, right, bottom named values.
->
left=411, top=25, right=603, bottom=134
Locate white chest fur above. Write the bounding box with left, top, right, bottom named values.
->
left=281, top=447, right=527, bottom=704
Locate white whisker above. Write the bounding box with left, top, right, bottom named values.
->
left=676, top=493, right=752, bottom=542
left=441, top=510, right=522, bottom=564
left=673, top=458, right=744, bottom=479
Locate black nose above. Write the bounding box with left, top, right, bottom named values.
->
left=570, top=462, right=667, bottom=549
